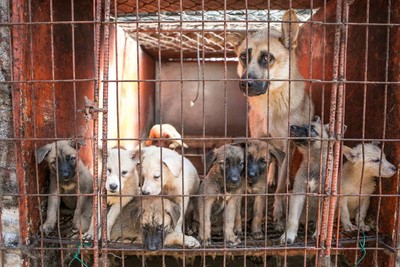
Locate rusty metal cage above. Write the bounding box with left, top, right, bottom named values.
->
left=1, top=0, right=400, bottom=266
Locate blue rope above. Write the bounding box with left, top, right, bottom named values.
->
left=69, top=243, right=91, bottom=267
left=354, top=231, right=366, bottom=267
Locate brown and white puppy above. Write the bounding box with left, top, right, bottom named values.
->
left=137, top=146, right=200, bottom=234
left=145, top=123, right=188, bottom=150
left=36, top=139, right=93, bottom=235
left=197, top=144, right=245, bottom=246
left=340, top=142, right=396, bottom=232
left=84, top=147, right=140, bottom=240
left=131, top=196, right=200, bottom=250
left=230, top=9, right=315, bottom=230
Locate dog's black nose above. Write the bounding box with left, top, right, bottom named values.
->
left=240, top=80, right=254, bottom=89
left=109, top=183, right=118, bottom=191
left=391, top=166, right=397, bottom=172
left=142, top=190, right=150, bottom=195
left=248, top=171, right=257, bottom=178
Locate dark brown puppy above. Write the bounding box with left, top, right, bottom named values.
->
left=197, top=144, right=245, bottom=246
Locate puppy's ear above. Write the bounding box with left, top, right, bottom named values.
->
left=313, top=115, right=321, bottom=123
left=226, top=33, right=246, bottom=53
left=204, top=149, right=218, bottom=174
left=342, top=145, right=357, bottom=163
left=162, top=155, right=182, bottom=177
left=36, top=144, right=52, bottom=164
left=371, top=140, right=380, bottom=146
left=280, top=9, right=300, bottom=49
left=68, top=138, right=86, bottom=150
left=165, top=200, right=181, bottom=230
left=129, top=148, right=140, bottom=164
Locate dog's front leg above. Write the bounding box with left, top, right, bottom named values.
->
left=106, top=204, right=123, bottom=240
left=340, top=197, right=357, bottom=231
left=224, top=197, right=241, bottom=247
left=198, top=196, right=214, bottom=246
left=41, top=178, right=60, bottom=235
left=355, top=197, right=370, bottom=232
left=273, top=142, right=295, bottom=231
left=234, top=196, right=242, bottom=237
left=252, top=193, right=265, bottom=240
left=280, top=177, right=306, bottom=244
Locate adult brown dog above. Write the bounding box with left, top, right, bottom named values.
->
left=230, top=10, right=315, bottom=230
left=197, top=144, right=245, bottom=246
left=36, top=139, right=93, bottom=235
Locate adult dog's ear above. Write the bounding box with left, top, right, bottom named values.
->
left=280, top=9, right=300, bottom=49
left=204, top=149, right=218, bottom=174
left=36, top=144, right=52, bottom=164
left=162, top=154, right=183, bottom=177
left=165, top=200, right=181, bottom=230
left=68, top=138, right=86, bottom=150
left=226, top=32, right=246, bottom=54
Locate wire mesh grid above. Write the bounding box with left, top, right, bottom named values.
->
left=1, top=0, right=400, bottom=266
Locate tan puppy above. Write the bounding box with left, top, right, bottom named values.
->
left=341, top=142, right=396, bottom=232
left=109, top=198, right=141, bottom=243
left=230, top=9, right=315, bottom=230
left=36, top=139, right=93, bottom=235
left=146, top=123, right=188, bottom=149
left=84, top=147, right=140, bottom=240
left=130, top=196, right=200, bottom=250
left=197, top=144, right=245, bottom=246
left=138, top=146, right=200, bottom=234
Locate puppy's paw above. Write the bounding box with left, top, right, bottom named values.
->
left=227, top=236, right=241, bottom=247
left=252, top=231, right=264, bottom=240
left=185, top=236, right=201, bottom=248
left=343, top=223, right=357, bottom=232
left=280, top=231, right=296, bottom=244
left=41, top=222, right=55, bottom=236
left=359, top=224, right=370, bottom=232
left=83, top=229, right=95, bottom=240
left=199, top=238, right=212, bottom=247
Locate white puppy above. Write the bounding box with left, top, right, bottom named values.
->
left=341, top=142, right=396, bottom=232
left=84, top=147, right=140, bottom=240
left=138, top=146, right=200, bottom=233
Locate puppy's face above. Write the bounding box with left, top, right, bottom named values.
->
left=244, top=141, right=269, bottom=185
left=344, top=143, right=397, bottom=178
left=133, top=197, right=180, bottom=251
left=207, top=145, right=245, bottom=186
left=231, top=10, right=300, bottom=97
left=106, top=148, right=138, bottom=194
left=139, top=147, right=182, bottom=196
left=36, top=140, right=83, bottom=183
left=290, top=116, right=329, bottom=152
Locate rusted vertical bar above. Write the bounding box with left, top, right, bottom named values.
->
left=318, top=0, right=343, bottom=265
left=101, top=0, right=111, bottom=266
left=92, top=0, right=103, bottom=264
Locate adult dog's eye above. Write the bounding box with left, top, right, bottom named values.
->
left=122, top=170, right=128, bottom=176
left=240, top=52, right=247, bottom=62
left=264, top=53, right=274, bottom=63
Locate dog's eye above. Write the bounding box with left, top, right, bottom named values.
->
left=239, top=161, right=244, bottom=167
left=69, top=156, right=76, bottom=162
left=107, top=168, right=111, bottom=174
left=240, top=52, right=247, bottom=62
left=372, top=158, right=380, bottom=163
left=142, top=225, right=149, bottom=231
left=154, top=175, right=160, bottom=179
left=157, top=225, right=163, bottom=232
left=121, top=170, right=128, bottom=176
left=260, top=158, right=267, bottom=164
left=263, top=53, right=274, bottom=63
